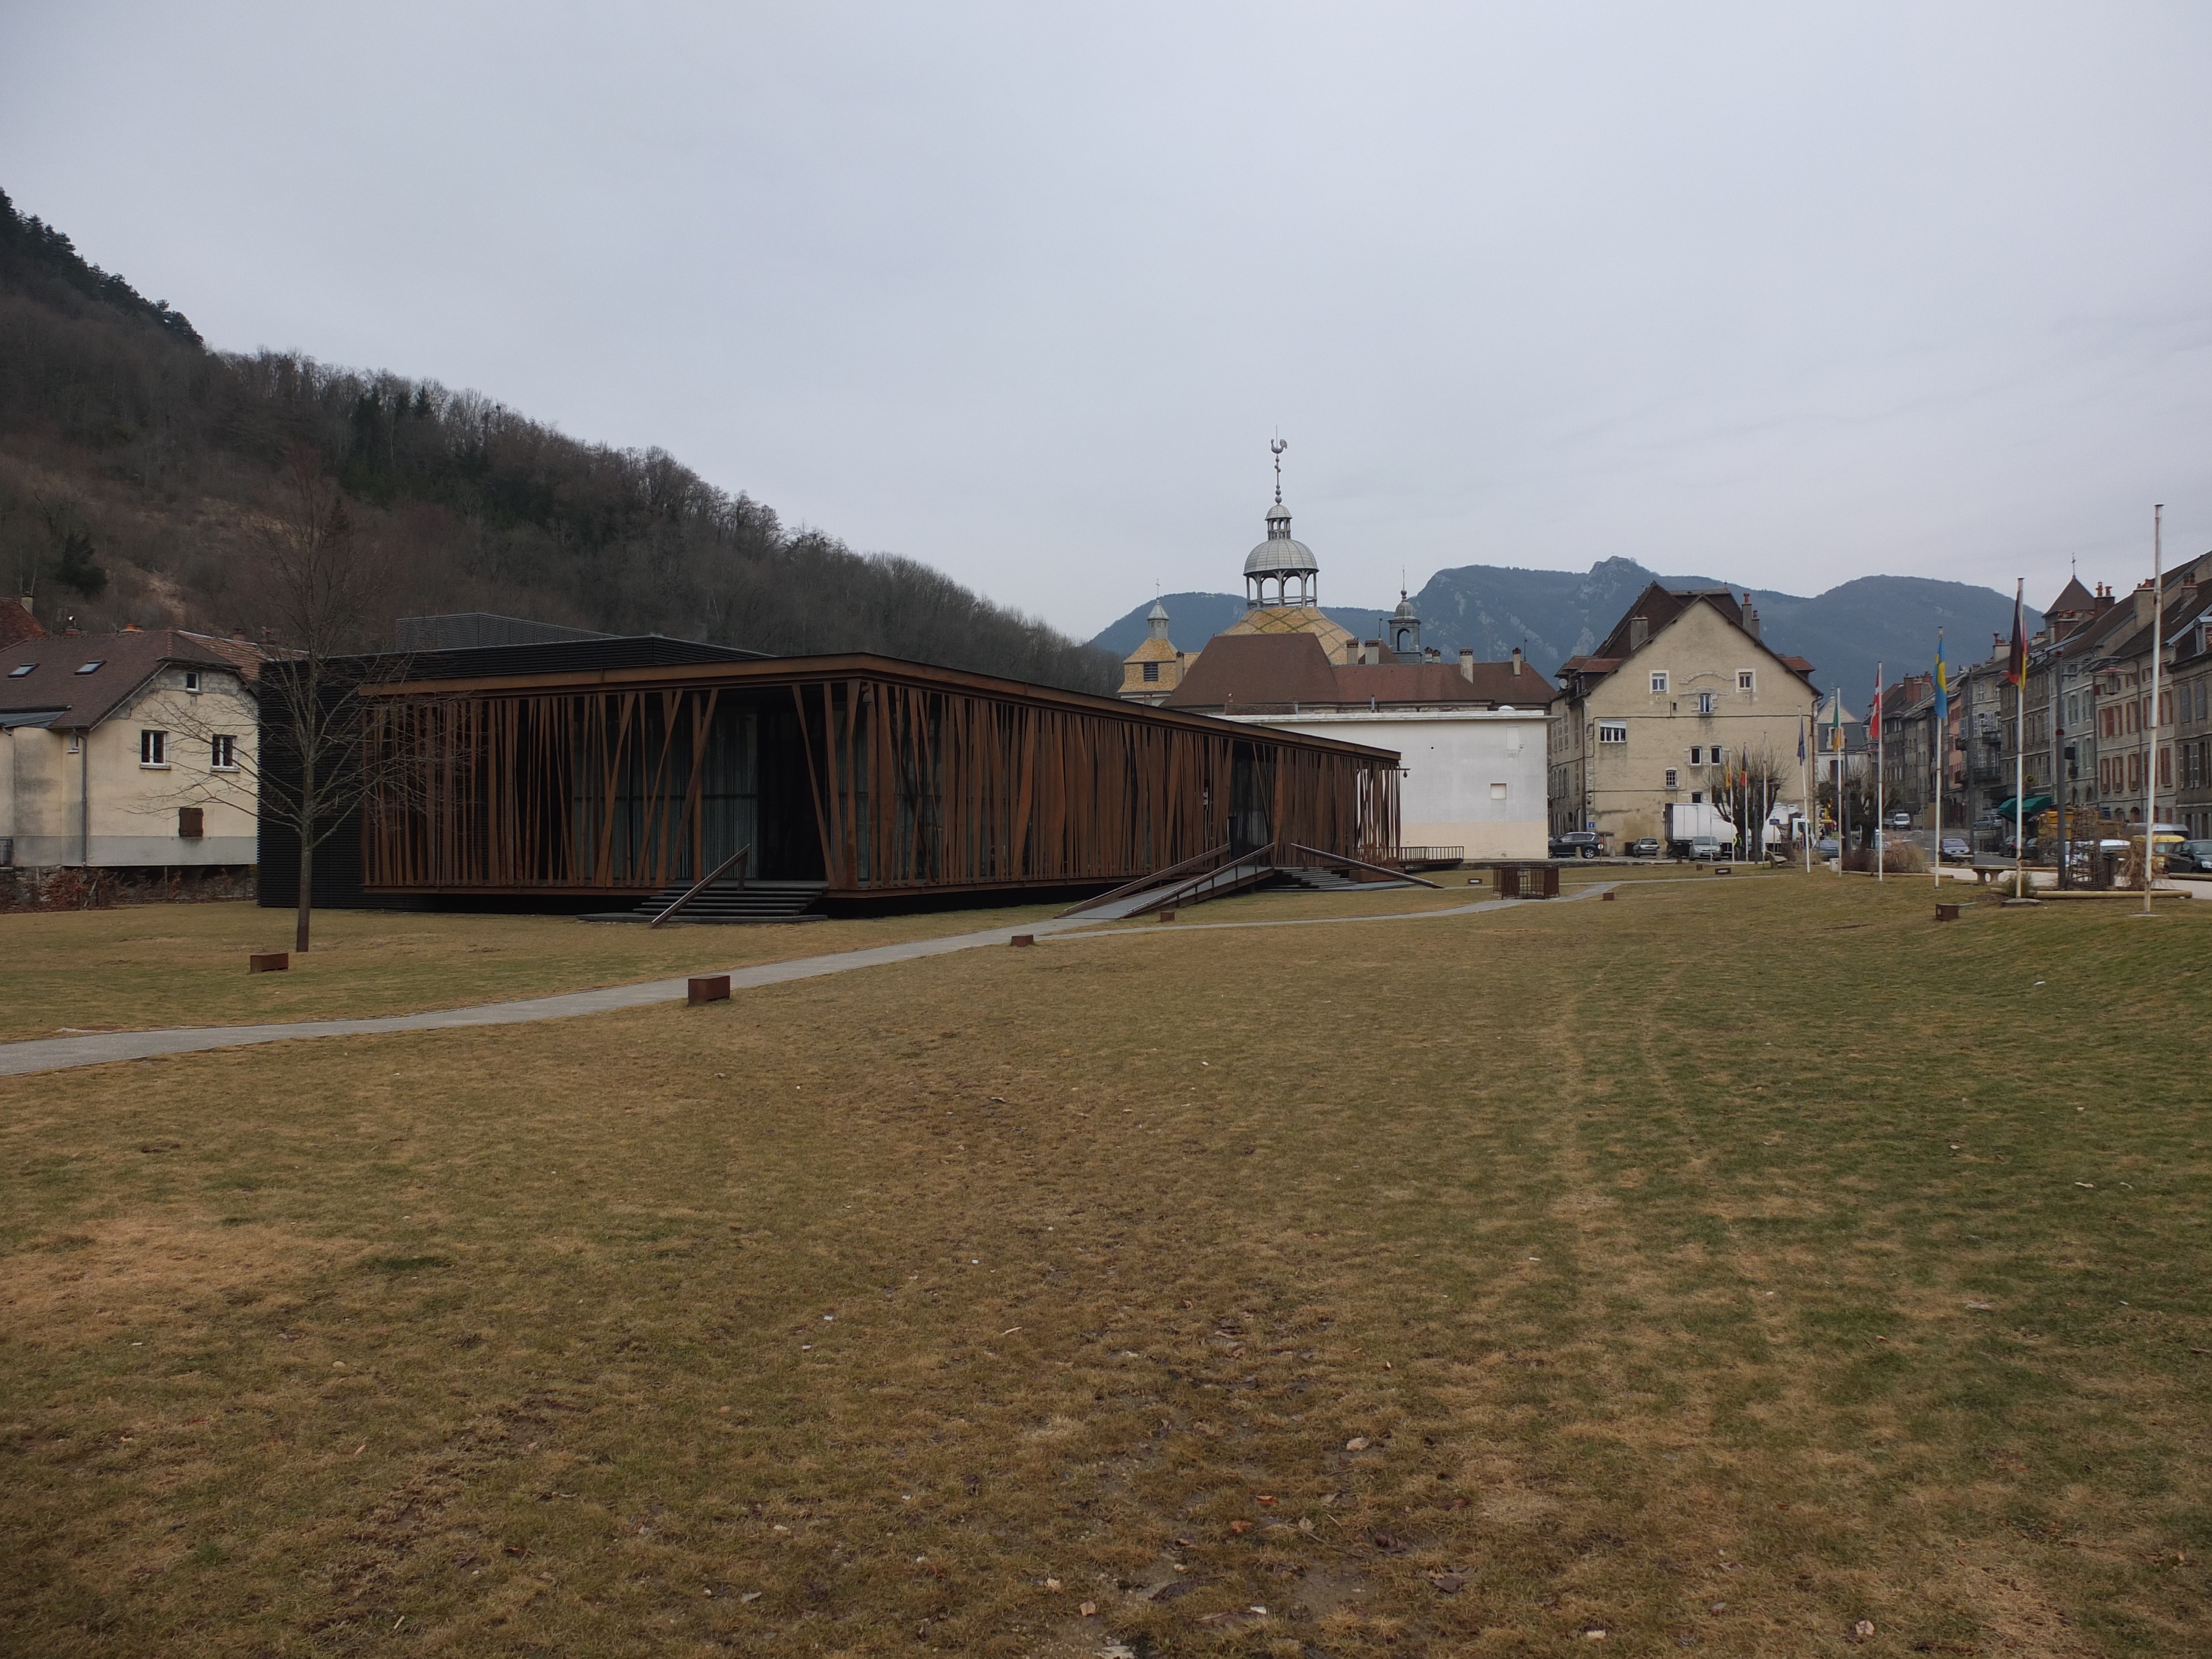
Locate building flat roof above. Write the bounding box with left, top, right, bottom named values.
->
left=356, top=643, right=1404, bottom=764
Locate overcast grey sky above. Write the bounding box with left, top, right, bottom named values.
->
left=6, top=3, right=2209, bottom=634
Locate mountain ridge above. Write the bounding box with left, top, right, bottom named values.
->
left=1091, top=557, right=2042, bottom=706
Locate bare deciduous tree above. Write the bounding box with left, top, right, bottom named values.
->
left=171, top=450, right=421, bottom=951
left=1709, top=741, right=1792, bottom=859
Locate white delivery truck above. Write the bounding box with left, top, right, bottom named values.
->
left=1664, top=799, right=1741, bottom=859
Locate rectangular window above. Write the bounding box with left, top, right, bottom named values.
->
left=140, top=729, right=168, bottom=766
left=1710, top=745, right=1725, bottom=766
left=1738, top=670, right=1755, bottom=692
left=1691, top=790, right=1704, bottom=804
left=1490, top=782, right=1508, bottom=801
left=1664, top=768, right=1679, bottom=789
left=182, top=669, right=202, bottom=693
left=1597, top=722, right=1628, bottom=744
left=2104, top=708, right=2115, bottom=738
left=1696, top=691, right=1715, bottom=714
left=1141, top=661, right=1159, bottom=682
left=1689, top=746, right=1703, bottom=765
left=1650, top=672, right=1668, bottom=693
left=211, top=734, right=238, bottom=769
left=2161, top=691, right=2172, bottom=727
left=2160, top=747, right=2172, bottom=787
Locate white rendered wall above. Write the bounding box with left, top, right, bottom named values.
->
left=2, top=668, right=258, bottom=867
left=1234, top=709, right=1551, bottom=859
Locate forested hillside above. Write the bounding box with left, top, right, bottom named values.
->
left=0, top=189, right=1116, bottom=691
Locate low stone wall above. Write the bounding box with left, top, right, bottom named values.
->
left=0, top=865, right=257, bottom=912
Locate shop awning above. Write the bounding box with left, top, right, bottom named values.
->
left=1990, top=795, right=2054, bottom=819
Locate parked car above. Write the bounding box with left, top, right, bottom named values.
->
left=2167, top=839, right=2212, bottom=874
left=1814, top=836, right=1840, bottom=858
left=1887, top=811, right=1911, bottom=830
left=1940, top=836, right=1971, bottom=863
left=1689, top=836, right=1724, bottom=860
left=1628, top=837, right=1661, bottom=858
left=1549, top=831, right=1603, bottom=859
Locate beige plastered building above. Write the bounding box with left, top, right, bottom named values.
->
left=1, top=629, right=261, bottom=870
left=1548, top=586, right=1819, bottom=846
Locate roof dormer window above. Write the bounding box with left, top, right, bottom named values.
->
left=7, top=664, right=32, bottom=677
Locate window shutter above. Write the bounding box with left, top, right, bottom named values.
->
left=179, top=807, right=205, bottom=838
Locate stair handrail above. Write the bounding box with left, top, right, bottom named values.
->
left=1123, top=846, right=1273, bottom=917
left=649, top=844, right=752, bottom=928
left=1056, top=841, right=1232, bottom=918
left=1286, top=842, right=1442, bottom=889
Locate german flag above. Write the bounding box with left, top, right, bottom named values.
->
left=2006, top=579, right=2027, bottom=689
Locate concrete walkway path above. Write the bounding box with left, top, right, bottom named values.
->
left=0, top=885, right=1615, bottom=1079
left=1057, top=881, right=1615, bottom=939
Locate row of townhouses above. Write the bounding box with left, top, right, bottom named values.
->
left=1875, top=550, right=2212, bottom=843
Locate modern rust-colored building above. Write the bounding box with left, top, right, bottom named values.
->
left=258, top=636, right=1402, bottom=914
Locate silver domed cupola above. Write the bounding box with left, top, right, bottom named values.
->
left=1244, top=438, right=1319, bottom=609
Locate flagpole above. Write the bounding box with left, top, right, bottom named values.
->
left=1933, top=629, right=1945, bottom=890
left=1875, top=662, right=1885, bottom=883
left=1834, top=690, right=1845, bottom=877
left=2013, top=578, right=2026, bottom=900
left=2145, top=505, right=2164, bottom=914
left=1801, top=716, right=1811, bottom=874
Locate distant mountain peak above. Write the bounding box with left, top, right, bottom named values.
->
left=1092, top=559, right=2034, bottom=707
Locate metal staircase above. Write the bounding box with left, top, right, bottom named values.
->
left=617, top=879, right=827, bottom=923
left=1270, top=865, right=1374, bottom=893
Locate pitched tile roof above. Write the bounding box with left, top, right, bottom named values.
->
left=0, top=629, right=249, bottom=730
left=1161, top=633, right=1348, bottom=712
left=1559, top=583, right=1814, bottom=688
left=1332, top=658, right=1554, bottom=706
left=0, top=601, right=45, bottom=649
left=2046, top=576, right=2097, bottom=618
left=1161, top=632, right=1554, bottom=713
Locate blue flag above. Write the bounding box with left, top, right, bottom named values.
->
left=1933, top=629, right=1949, bottom=724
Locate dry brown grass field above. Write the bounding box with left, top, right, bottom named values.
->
left=4, top=873, right=2210, bottom=1657
left=0, top=903, right=1067, bottom=1042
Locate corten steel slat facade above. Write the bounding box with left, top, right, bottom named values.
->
left=334, top=651, right=1400, bottom=904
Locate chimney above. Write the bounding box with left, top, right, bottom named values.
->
left=1510, top=645, right=1524, bottom=677
left=1744, top=603, right=1760, bottom=641
left=1629, top=616, right=1649, bottom=650
left=1458, top=646, right=1475, bottom=682
left=1422, top=645, right=1441, bottom=663
left=14, top=595, right=28, bottom=616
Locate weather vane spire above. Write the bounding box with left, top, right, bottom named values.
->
left=1270, top=435, right=1287, bottom=506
